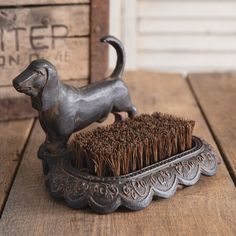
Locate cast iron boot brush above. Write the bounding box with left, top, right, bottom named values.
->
left=12, top=35, right=218, bottom=213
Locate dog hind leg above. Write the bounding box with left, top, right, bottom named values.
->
left=127, top=105, right=137, bottom=118
left=113, top=112, right=124, bottom=122
left=113, top=97, right=138, bottom=120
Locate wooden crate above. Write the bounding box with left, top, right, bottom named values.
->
left=0, top=0, right=109, bottom=121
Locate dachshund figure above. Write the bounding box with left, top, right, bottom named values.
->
left=13, top=36, right=137, bottom=154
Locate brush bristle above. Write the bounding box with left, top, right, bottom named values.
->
left=70, top=112, right=195, bottom=177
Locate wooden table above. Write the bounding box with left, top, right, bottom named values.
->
left=0, top=71, right=235, bottom=235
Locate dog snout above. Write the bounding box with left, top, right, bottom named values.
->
left=13, top=69, right=32, bottom=90
left=12, top=79, right=21, bottom=89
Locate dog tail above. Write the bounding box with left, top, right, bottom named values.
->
left=100, top=35, right=125, bottom=79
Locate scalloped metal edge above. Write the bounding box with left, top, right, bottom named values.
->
left=40, top=136, right=218, bottom=213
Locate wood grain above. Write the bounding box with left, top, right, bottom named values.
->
left=138, top=52, right=236, bottom=72
left=0, top=0, right=89, bottom=5
left=188, top=72, right=236, bottom=183
left=138, top=35, right=236, bottom=52
left=0, top=79, right=88, bottom=121
left=0, top=5, right=90, bottom=85
left=133, top=1, right=236, bottom=72
left=0, top=119, right=34, bottom=216
left=139, top=19, right=236, bottom=35
left=90, top=0, right=109, bottom=82
left=0, top=86, right=36, bottom=121
left=0, top=71, right=235, bottom=235
left=138, top=2, right=236, bottom=18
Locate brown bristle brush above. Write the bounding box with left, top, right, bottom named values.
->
left=71, top=112, right=195, bottom=177
left=65, top=111, right=218, bottom=213
left=45, top=111, right=216, bottom=213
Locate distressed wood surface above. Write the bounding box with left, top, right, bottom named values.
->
left=0, top=119, right=34, bottom=216
left=90, top=0, right=109, bottom=82
left=188, top=73, right=236, bottom=183
left=0, top=0, right=89, bottom=6
left=0, top=5, right=90, bottom=85
left=0, top=71, right=235, bottom=235
left=0, top=79, right=88, bottom=121
left=0, top=86, right=37, bottom=121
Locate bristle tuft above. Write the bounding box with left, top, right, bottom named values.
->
left=70, top=112, right=195, bottom=177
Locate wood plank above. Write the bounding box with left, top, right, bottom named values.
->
left=0, top=5, right=90, bottom=86
left=138, top=52, right=236, bottom=71
left=0, top=79, right=88, bottom=121
left=122, top=0, right=137, bottom=69
left=139, top=19, right=236, bottom=35
left=0, top=85, right=37, bottom=121
left=109, top=0, right=137, bottom=70
left=138, top=35, right=236, bottom=51
left=0, top=0, right=89, bottom=6
left=138, top=1, right=236, bottom=18
left=0, top=119, right=34, bottom=216
left=90, top=0, right=109, bottom=82
left=0, top=6, right=89, bottom=36
left=188, top=72, right=236, bottom=182
left=109, top=0, right=122, bottom=69
left=1, top=71, right=235, bottom=235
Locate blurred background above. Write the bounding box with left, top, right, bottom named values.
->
left=109, top=0, right=236, bottom=74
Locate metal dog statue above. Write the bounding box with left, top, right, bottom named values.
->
left=13, top=35, right=137, bottom=154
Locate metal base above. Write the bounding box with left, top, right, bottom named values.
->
left=38, top=136, right=218, bottom=213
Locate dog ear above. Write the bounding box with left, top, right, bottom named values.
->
left=41, top=65, right=59, bottom=111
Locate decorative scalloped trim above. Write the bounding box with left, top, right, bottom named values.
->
left=43, top=137, right=218, bottom=213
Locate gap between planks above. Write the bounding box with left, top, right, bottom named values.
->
left=187, top=74, right=236, bottom=186
left=0, top=3, right=90, bottom=10
left=0, top=118, right=36, bottom=217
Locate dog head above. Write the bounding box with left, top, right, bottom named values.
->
left=13, top=59, right=59, bottom=111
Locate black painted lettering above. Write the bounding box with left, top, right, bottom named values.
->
left=30, top=26, right=49, bottom=50
left=51, top=24, right=69, bottom=49
left=0, top=28, right=4, bottom=52
left=0, top=55, right=5, bottom=67
left=9, top=54, right=20, bottom=65
left=10, top=27, right=26, bottom=51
